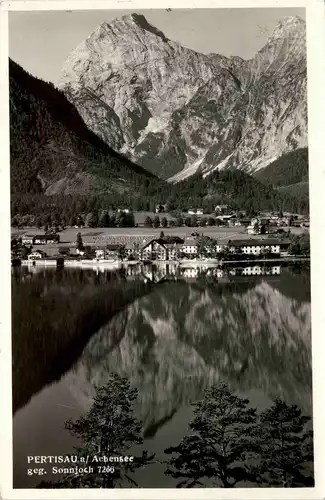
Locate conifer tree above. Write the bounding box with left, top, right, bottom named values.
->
left=164, top=383, right=259, bottom=487
left=38, top=374, right=154, bottom=488
left=257, top=399, right=314, bottom=487
left=76, top=232, right=84, bottom=252
left=144, top=216, right=153, bottom=227
left=153, top=215, right=160, bottom=228
left=161, top=217, right=168, bottom=228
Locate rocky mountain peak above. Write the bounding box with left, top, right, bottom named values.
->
left=271, top=15, right=305, bottom=36
left=269, top=15, right=305, bottom=48
left=59, top=14, right=307, bottom=180
left=94, top=13, right=170, bottom=43
left=253, top=15, right=306, bottom=68
left=126, top=13, right=170, bottom=41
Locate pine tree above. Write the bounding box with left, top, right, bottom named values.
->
left=153, top=215, right=160, bottom=228
left=175, top=216, right=183, bottom=227
left=144, top=216, right=153, bottom=227
left=98, top=211, right=110, bottom=228
left=38, top=375, right=154, bottom=488
left=164, top=383, right=259, bottom=487
left=257, top=399, right=314, bottom=487
left=161, top=217, right=168, bottom=228
left=76, top=232, right=84, bottom=252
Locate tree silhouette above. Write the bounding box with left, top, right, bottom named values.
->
left=164, top=383, right=259, bottom=487
left=85, top=212, right=98, bottom=228
left=161, top=217, right=168, bottom=228
left=196, top=236, right=216, bottom=258
left=98, top=210, right=110, bottom=228
left=153, top=215, right=160, bottom=228
left=257, top=399, right=314, bottom=487
left=38, top=374, right=154, bottom=488
left=76, top=232, right=84, bottom=252
left=144, top=216, right=153, bottom=227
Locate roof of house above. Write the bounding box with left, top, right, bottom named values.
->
left=164, top=243, right=183, bottom=248
left=229, top=238, right=290, bottom=247
left=182, top=239, right=198, bottom=246
left=142, top=238, right=167, bottom=250
left=163, top=236, right=185, bottom=244
left=106, top=244, right=124, bottom=250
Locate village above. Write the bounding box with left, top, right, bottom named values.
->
left=11, top=207, right=310, bottom=267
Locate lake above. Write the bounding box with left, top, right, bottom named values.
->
left=12, top=262, right=313, bottom=488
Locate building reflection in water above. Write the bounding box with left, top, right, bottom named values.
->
left=122, top=262, right=282, bottom=283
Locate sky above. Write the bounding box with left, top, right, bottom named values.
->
left=9, top=8, right=305, bottom=85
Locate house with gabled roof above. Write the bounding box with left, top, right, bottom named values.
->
left=141, top=239, right=167, bottom=261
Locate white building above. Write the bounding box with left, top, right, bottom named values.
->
left=228, top=239, right=283, bottom=255
left=95, top=248, right=105, bottom=259
left=187, top=208, right=204, bottom=215
left=215, top=204, right=229, bottom=213
left=165, top=243, right=183, bottom=260
left=141, top=239, right=167, bottom=261
left=21, top=235, right=35, bottom=245
left=28, top=250, right=46, bottom=260
left=247, top=225, right=259, bottom=235
left=180, top=239, right=198, bottom=255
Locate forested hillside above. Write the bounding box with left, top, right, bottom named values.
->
left=254, top=148, right=308, bottom=187
left=10, top=59, right=159, bottom=196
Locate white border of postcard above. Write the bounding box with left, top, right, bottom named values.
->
left=1, top=0, right=325, bottom=499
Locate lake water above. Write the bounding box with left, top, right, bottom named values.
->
left=12, top=262, right=313, bottom=488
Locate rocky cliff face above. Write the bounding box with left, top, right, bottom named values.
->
left=59, top=14, right=307, bottom=181
left=67, top=276, right=312, bottom=435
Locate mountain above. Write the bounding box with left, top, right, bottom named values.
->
left=9, top=59, right=159, bottom=199
left=59, top=14, right=307, bottom=181
left=9, top=59, right=308, bottom=218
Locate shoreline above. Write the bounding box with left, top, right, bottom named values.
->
left=15, top=257, right=310, bottom=268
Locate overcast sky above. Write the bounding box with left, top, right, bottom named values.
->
left=9, top=8, right=305, bottom=85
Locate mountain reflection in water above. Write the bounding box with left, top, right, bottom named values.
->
left=12, top=263, right=312, bottom=488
